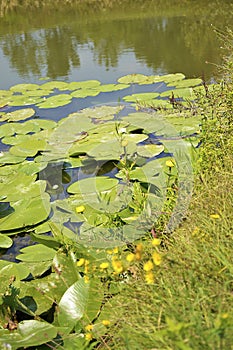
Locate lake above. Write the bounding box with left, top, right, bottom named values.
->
left=0, top=0, right=233, bottom=91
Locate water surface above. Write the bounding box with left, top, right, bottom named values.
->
left=0, top=0, right=233, bottom=89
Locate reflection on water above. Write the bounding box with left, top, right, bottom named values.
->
left=0, top=0, right=233, bottom=89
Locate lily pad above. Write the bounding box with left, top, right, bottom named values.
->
left=2, top=108, right=35, bottom=122
left=160, top=88, right=196, bottom=99
left=123, top=92, right=159, bottom=102
left=17, top=244, right=56, bottom=262
left=36, top=94, right=72, bottom=108
left=0, top=193, right=51, bottom=231
left=9, top=95, right=44, bottom=106
left=10, top=139, right=47, bottom=157
left=0, top=233, right=13, bottom=248
left=137, top=144, right=164, bottom=158
left=0, top=152, right=26, bottom=165
left=70, top=89, right=100, bottom=98
left=117, top=73, right=148, bottom=84
left=40, top=81, right=69, bottom=90
left=67, top=176, right=118, bottom=195
left=93, top=84, right=130, bottom=93
left=68, top=80, right=101, bottom=90
left=10, top=83, right=40, bottom=92
left=167, top=78, right=202, bottom=88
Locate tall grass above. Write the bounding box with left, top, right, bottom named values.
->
left=94, top=30, right=233, bottom=350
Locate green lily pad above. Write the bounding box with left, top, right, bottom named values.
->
left=168, top=78, right=202, bottom=88
left=160, top=88, right=196, bottom=99
left=17, top=244, right=56, bottom=262
left=40, top=81, right=69, bottom=90
left=0, top=152, right=26, bottom=165
left=94, top=83, right=130, bottom=93
left=36, top=94, right=72, bottom=108
left=9, top=95, right=44, bottom=106
left=137, top=144, right=164, bottom=158
left=0, top=193, right=51, bottom=231
left=67, top=176, right=118, bottom=195
left=117, top=73, right=148, bottom=84
left=0, top=233, right=13, bottom=248
left=159, top=73, right=186, bottom=83
left=123, top=92, right=159, bottom=102
left=10, top=83, right=40, bottom=92
left=2, top=108, right=35, bottom=122
left=10, top=139, right=47, bottom=157
left=70, top=89, right=100, bottom=98
left=68, top=80, right=101, bottom=90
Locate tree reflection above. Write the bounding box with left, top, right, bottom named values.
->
left=0, top=0, right=232, bottom=80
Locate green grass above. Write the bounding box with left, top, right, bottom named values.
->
left=93, top=30, right=233, bottom=350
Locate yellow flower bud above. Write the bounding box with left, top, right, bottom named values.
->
left=145, top=271, right=154, bottom=284
left=152, top=252, right=162, bottom=266
left=77, top=258, right=85, bottom=267
left=143, top=260, right=154, bottom=271
left=85, top=324, right=93, bottom=331
left=126, top=253, right=135, bottom=262
left=151, top=238, right=161, bottom=246
left=102, top=319, right=111, bottom=326
left=100, top=262, right=109, bottom=269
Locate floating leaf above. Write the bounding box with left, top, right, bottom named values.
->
left=137, top=144, right=164, bottom=158
left=10, top=139, right=47, bottom=157
left=3, top=108, right=35, bottom=122
left=36, top=94, right=72, bottom=108
left=123, top=92, right=159, bottom=102
left=9, top=95, right=44, bottom=106
left=93, top=83, right=130, bottom=93
left=10, top=83, right=40, bottom=92
left=68, top=80, right=101, bottom=90
left=17, top=244, right=56, bottom=262
left=117, top=73, right=148, bottom=84
left=67, top=176, right=118, bottom=194
left=70, top=89, right=100, bottom=98
left=40, top=81, right=69, bottom=90
left=0, top=193, right=51, bottom=231
left=0, top=233, right=13, bottom=248
left=0, top=152, right=26, bottom=165
left=168, top=78, right=202, bottom=88
left=160, top=88, right=195, bottom=99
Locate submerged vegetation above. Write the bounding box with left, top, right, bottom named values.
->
left=0, top=0, right=232, bottom=343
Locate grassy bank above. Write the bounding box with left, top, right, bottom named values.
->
left=94, top=30, right=233, bottom=350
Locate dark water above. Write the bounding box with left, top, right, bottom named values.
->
left=0, top=0, right=233, bottom=90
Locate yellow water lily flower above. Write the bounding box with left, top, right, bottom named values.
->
left=75, top=205, right=85, bottom=213
left=165, top=159, right=175, bottom=167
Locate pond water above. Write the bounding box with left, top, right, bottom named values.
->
left=0, top=0, right=233, bottom=90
